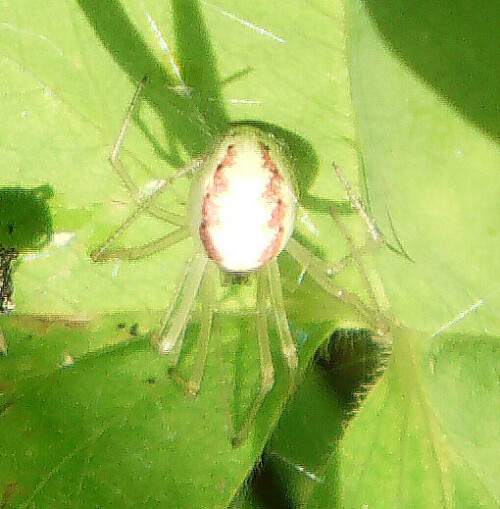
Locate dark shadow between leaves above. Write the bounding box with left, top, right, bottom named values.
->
left=239, top=330, right=389, bottom=508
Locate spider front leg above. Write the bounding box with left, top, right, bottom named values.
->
left=108, top=76, right=189, bottom=227
left=160, top=256, right=217, bottom=397
left=90, top=179, right=190, bottom=262
left=154, top=252, right=208, bottom=357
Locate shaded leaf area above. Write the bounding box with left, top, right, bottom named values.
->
left=74, top=0, right=229, bottom=155
left=0, top=186, right=53, bottom=251
left=247, top=370, right=344, bottom=509
left=0, top=313, right=336, bottom=508
left=238, top=329, right=389, bottom=509
left=0, top=186, right=53, bottom=352
left=362, top=0, right=500, bottom=142
left=347, top=0, right=500, bottom=334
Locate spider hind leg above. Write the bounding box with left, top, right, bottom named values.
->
left=232, top=260, right=298, bottom=446
left=232, top=267, right=276, bottom=446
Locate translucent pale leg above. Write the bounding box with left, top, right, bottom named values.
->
left=268, top=259, right=298, bottom=374
left=331, top=163, right=380, bottom=243
left=91, top=172, right=186, bottom=261
left=109, top=76, right=188, bottom=227
left=109, top=76, right=148, bottom=195
left=91, top=227, right=189, bottom=261
left=185, top=261, right=217, bottom=396
left=327, top=162, right=383, bottom=280
left=330, top=162, right=387, bottom=318
left=155, top=253, right=208, bottom=355
left=285, top=237, right=378, bottom=327
left=329, top=208, right=383, bottom=311
left=232, top=268, right=275, bottom=446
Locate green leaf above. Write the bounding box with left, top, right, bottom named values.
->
left=339, top=328, right=499, bottom=508
left=0, top=0, right=362, bottom=507
left=2, top=0, right=497, bottom=506
left=302, top=328, right=499, bottom=508
left=302, top=2, right=499, bottom=506
left=347, top=0, right=500, bottom=335
left=242, top=1, right=499, bottom=507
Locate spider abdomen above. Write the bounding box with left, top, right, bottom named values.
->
left=196, top=128, right=296, bottom=273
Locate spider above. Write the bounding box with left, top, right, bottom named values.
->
left=90, top=78, right=385, bottom=443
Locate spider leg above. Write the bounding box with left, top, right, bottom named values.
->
left=109, top=77, right=148, bottom=195
left=90, top=175, right=188, bottom=261
left=155, top=252, right=208, bottom=356
left=110, top=153, right=191, bottom=227
left=91, top=227, right=189, bottom=262
left=268, top=259, right=298, bottom=374
left=232, top=268, right=275, bottom=446
left=329, top=209, right=381, bottom=313
left=109, top=76, right=189, bottom=227
left=331, top=162, right=380, bottom=243
left=153, top=264, right=192, bottom=366
left=285, top=237, right=379, bottom=328
left=184, top=260, right=217, bottom=396
left=330, top=162, right=391, bottom=320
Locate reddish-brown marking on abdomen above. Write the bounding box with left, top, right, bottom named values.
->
left=261, top=143, right=278, bottom=173
left=259, top=146, right=287, bottom=265
left=200, top=144, right=236, bottom=263
left=199, top=222, right=223, bottom=265
left=269, top=199, right=285, bottom=228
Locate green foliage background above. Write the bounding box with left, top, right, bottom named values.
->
left=0, top=0, right=498, bottom=507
